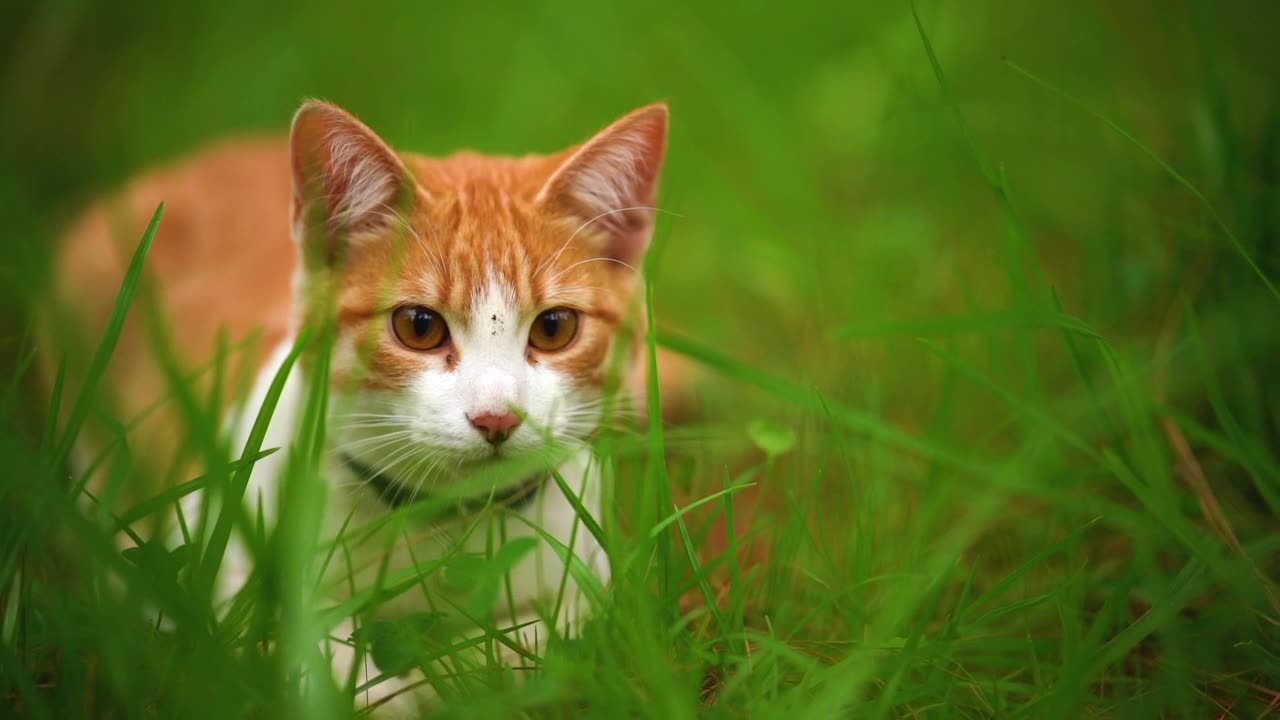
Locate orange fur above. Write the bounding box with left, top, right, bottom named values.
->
left=46, top=103, right=676, bottom=485
left=47, top=139, right=296, bottom=481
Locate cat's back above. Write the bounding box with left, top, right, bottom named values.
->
left=55, top=137, right=297, bottom=336
left=48, top=138, right=298, bottom=476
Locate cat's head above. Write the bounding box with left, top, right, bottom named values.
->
left=287, top=100, right=667, bottom=485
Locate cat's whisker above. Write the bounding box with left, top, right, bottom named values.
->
left=339, top=443, right=419, bottom=477
left=397, top=192, right=446, bottom=271
left=330, top=428, right=416, bottom=443
left=403, top=446, right=446, bottom=485
left=332, top=429, right=413, bottom=442
left=330, top=417, right=414, bottom=427
left=330, top=428, right=418, bottom=447
left=364, top=205, right=446, bottom=277
left=534, top=205, right=673, bottom=279
left=330, top=417, right=420, bottom=430
left=558, top=406, right=641, bottom=423
left=332, top=416, right=416, bottom=426
left=380, top=449, right=427, bottom=500
left=329, top=438, right=414, bottom=461
left=312, top=193, right=444, bottom=278
left=331, top=422, right=419, bottom=435
left=405, top=469, right=432, bottom=506
left=539, top=284, right=602, bottom=300
left=548, top=256, right=639, bottom=284
left=407, top=465, right=435, bottom=506
left=561, top=399, right=632, bottom=413
left=373, top=442, right=426, bottom=479
left=400, top=453, right=435, bottom=502
left=387, top=443, right=457, bottom=485
left=414, top=452, right=458, bottom=500
left=333, top=412, right=420, bottom=420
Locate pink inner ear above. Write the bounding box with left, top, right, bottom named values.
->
left=289, top=101, right=408, bottom=249
left=537, top=103, right=668, bottom=266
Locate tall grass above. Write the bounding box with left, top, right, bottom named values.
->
left=3, top=1, right=1279, bottom=718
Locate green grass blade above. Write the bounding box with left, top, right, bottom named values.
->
left=192, top=329, right=309, bottom=606
left=51, top=202, right=163, bottom=475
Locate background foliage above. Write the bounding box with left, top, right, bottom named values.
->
left=2, top=1, right=1278, bottom=717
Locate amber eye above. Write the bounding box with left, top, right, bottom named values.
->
left=391, top=306, right=450, bottom=351
left=528, top=308, right=579, bottom=351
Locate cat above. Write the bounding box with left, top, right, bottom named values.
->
left=46, top=99, right=669, bottom=715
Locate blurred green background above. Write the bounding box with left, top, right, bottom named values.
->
left=3, top=1, right=1279, bottom=717
left=4, top=1, right=1278, bottom=412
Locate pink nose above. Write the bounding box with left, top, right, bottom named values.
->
left=468, top=412, right=521, bottom=445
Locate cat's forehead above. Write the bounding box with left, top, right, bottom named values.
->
left=407, top=151, right=558, bottom=205
left=377, top=159, right=603, bottom=302
left=331, top=152, right=631, bottom=323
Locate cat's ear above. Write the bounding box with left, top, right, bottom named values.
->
left=537, top=102, right=668, bottom=266
left=289, top=100, right=413, bottom=262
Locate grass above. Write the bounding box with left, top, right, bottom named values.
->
left=3, top=1, right=1279, bottom=717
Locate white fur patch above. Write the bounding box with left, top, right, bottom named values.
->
left=222, top=339, right=609, bottom=711
left=330, top=271, right=597, bottom=481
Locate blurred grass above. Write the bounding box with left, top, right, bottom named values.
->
left=3, top=0, right=1280, bottom=717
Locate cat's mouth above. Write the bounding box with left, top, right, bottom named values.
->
left=338, top=453, right=546, bottom=512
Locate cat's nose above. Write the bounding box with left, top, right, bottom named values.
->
left=468, top=412, right=521, bottom=445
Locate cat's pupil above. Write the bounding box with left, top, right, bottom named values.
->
left=541, top=313, right=559, bottom=337
left=412, top=310, right=432, bottom=337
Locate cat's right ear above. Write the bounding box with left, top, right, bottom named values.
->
left=536, top=103, right=667, bottom=267
left=289, top=100, right=414, bottom=265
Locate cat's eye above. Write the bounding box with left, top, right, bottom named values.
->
left=528, top=308, right=579, bottom=351
left=391, top=306, right=450, bottom=351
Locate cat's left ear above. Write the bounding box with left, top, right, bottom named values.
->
left=289, top=100, right=415, bottom=264
left=536, top=102, right=668, bottom=266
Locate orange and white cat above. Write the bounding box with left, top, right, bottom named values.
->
left=49, top=100, right=669, bottom=714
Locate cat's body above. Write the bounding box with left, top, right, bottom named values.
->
left=47, top=101, right=669, bottom=714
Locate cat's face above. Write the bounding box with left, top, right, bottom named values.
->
left=288, top=101, right=666, bottom=488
